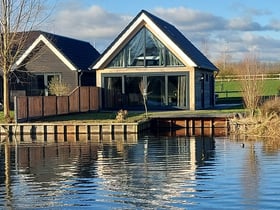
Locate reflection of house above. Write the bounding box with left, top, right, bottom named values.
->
left=3, top=31, right=100, bottom=100
left=92, top=10, right=218, bottom=110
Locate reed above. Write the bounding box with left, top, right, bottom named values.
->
left=230, top=97, right=280, bottom=138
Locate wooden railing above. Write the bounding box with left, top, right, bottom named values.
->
left=14, top=86, right=100, bottom=123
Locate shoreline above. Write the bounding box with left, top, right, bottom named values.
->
left=0, top=114, right=232, bottom=142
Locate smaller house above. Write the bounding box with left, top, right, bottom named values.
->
left=3, top=31, right=100, bottom=100
left=91, top=10, right=218, bottom=110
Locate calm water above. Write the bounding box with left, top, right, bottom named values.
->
left=0, top=133, right=280, bottom=209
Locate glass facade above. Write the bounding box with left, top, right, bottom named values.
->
left=102, top=74, right=189, bottom=109
left=125, top=76, right=142, bottom=106
left=147, top=76, right=165, bottom=107
left=108, top=27, right=184, bottom=68
left=102, top=26, right=190, bottom=110
left=103, top=77, right=122, bottom=108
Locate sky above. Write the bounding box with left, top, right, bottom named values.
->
left=43, top=0, right=280, bottom=63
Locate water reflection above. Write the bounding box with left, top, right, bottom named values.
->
left=230, top=135, right=280, bottom=209
left=95, top=136, right=215, bottom=207
left=230, top=134, right=280, bottom=154
left=241, top=143, right=260, bottom=207
left=0, top=134, right=280, bottom=209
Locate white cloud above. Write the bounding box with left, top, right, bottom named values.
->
left=267, top=19, right=280, bottom=31
left=228, top=17, right=263, bottom=31
left=46, top=4, right=280, bottom=62
left=50, top=4, right=132, bottom=51
left=153, top=7, right=226, bottom=31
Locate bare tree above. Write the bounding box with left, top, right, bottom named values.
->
left=239, top=53, right=263, bottom=116
left=214, top=42, right=235, bottom=77
left=139, top=79, right=149, bottom=118
left=0, top=0, right=50, bottom=122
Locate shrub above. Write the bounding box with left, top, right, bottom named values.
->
left=115, top=109, right=128, bottom=122
left=260, top=97, right=280, bottom=116
left=48, top=77, right=70, bottom=96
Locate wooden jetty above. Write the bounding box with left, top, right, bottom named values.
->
left=150, top=116, right=230, bottom=137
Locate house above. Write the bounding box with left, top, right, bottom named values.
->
left=4, top=31, right=100, bottom=99
left=91, top=10, right=218, bottom=110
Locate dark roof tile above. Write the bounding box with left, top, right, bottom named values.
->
left=142, top=10, right=217, bottom=71
left=21, top=31, right=100, bottom=70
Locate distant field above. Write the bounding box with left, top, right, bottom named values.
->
left=215, top=79, right=280, bottom=98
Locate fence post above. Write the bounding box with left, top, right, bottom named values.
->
left=41, top=96, right=43, bottom=119
left=56, top=96, right=58, bottom=115
left=87, top=87, right=90, bottom=112
left=79, top=87, right=81, bottom=112
left=14, top=96, right=18, bottom=123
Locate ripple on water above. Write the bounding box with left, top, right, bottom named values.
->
left=0, top=137, right=280, bottom=209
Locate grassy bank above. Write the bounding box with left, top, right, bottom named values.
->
left=36, top=111, right=147, bottom=123
left=21, top=108, right=245, bottom=124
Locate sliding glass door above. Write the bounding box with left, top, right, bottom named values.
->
left=147, top=76, right=165, bottom=107
left=103, top=77, right=122, bottom=108
left=125, top=76, right=142, bottom=107
left=103, top=74, right=189, bottom=110
left=167, top=75, right=188, bottom=108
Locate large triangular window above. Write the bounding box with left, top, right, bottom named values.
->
left=108, top=27, right=184, bottom=68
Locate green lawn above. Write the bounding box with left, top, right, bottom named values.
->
left=0, top=111, right=14, bottom=123
left=39, top=111, right=146, bottom=123
left=215, top=79, right=280, bottom=98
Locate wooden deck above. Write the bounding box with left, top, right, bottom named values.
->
left=149, top=111, right=232, bottom=136
left=151, top=115, right=230, bottom=137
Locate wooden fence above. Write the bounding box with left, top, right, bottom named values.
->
left=14, top=86, right=100, bottom=123
left=216, top=73, right=280, bottom=82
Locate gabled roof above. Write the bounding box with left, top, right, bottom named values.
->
left=16, top=31, right=100, bottom=71
left=92, top=10, right=217, bottom=71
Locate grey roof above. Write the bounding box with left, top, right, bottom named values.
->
left=22, top=31, right=100, bottom=70
left=92, top=10, right=218, bottom=71
left=142, top=10, right=218, bottom=71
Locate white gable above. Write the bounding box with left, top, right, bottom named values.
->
left=15, top=34, right=77, bottom=70
left=92, top=12, right=197, bottom=69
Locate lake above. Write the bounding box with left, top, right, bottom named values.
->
left=0, top=133, right=279, bottom=209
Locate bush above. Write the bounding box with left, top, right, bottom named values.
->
left=115, top=109, right=128, bottom=122
left=260, top=97, right=280, bottom=116
left=48, top=77, right=70, bottom=96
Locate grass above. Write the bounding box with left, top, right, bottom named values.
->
left=0, top=111, right=14, bottom=124
left=0, top=111, right=145, bottom=124
left=0, top=107, right=246, bottom=124
left=215, top=79, right=280, bottom=98
left=31, top=111, right=147, bottom=123
left=24, top=107, right=245, bottom=124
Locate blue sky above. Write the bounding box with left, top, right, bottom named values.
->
left=45, top=0, right=280, bottom=62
